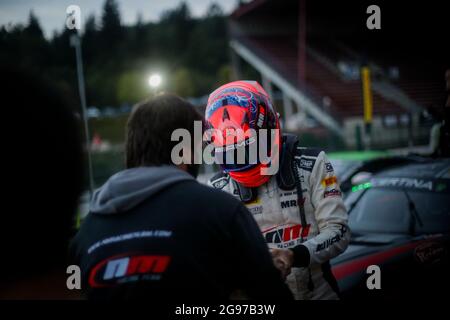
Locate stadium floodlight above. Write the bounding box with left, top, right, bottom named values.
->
left=148, top=74, right=162, bottom=88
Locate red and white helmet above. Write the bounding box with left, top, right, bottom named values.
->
left=205, top=80, right=281, bottom=187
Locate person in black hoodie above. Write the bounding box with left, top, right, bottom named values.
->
left=70, top=93, right=293, bottom=300
left=0, top=67, right=83, bottom=299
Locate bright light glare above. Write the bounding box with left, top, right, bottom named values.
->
left=148, top=74, right=162, bottom=88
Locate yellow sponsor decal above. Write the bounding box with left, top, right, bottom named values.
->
left=245, top=197, right=261, bottom=206
left=361, top=66, right=373, bottom=124
left=321, top=176, right=337, bottom=187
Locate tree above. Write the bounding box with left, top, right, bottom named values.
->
left=84, top=14, right=98, bottom=37
left=82, top=14, right=98, bottom=64
left=101, top=0, right=121, bottom=30
left=24, top=11, right=44, bottom=39
left=160, top=1, right=191, bottom=22
left=185, top=4, right=227, bottom=74
left=1, top=1, right=232, bottom=108
left=133, top=12, right=148, bottom=52
left=173, top=68, right=196, bottom=97
left=50, top=26, right=76, bottom=66
left=206, top=3, right=224, bottom=17
left=19, top=11, right=52, bottom=72
left=160, top=1, right=194, bottom=56
left=135, top=12, right=144, bottom=30
left=100, top=0, right=122, bottom=47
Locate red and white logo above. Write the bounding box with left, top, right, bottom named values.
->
left=262, top=224, right=310, bottom=247
left=89, top=254, right=171, bottom=288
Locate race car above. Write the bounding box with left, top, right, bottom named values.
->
left=331, top=158, right=450, bottom=299
left=328, top=152, right=428, bottom=196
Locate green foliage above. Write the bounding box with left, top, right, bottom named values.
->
left=216, top=65, right=232, bottom=87
left=100, top=0, right=122, bottom=46
left=173, top=68, right=196, bottom=97
left=116, top=70, right=148, bottom=104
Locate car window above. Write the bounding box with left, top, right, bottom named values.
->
left=348, top=188, right=450, bottom=235
left=330, top=160, right=360, bottom=180
left=411, top=192, right=450, bottom=234
left=348, top=189, right=410, bottom=234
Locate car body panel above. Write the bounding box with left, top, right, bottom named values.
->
left=331, top=159, right=450, bottom=299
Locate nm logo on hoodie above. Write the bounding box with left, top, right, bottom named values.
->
left=89, top=254, right=171, bottom=288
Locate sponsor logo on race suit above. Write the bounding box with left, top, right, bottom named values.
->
left=324, top=189, right=341, bottom=198
left=245, top=197, right=264, bottom=215
left=321, top=176, right=338, bottom=187
left=325, top=162, right=334, bottom=172
left=316, top=225, right=348, bottom=252
left=299, top=158, right=315, bottom=171
left=212, top=176, right=229, bottom=189
left=262, top=224, right=311, bottom=248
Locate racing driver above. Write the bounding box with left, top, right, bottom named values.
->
left=206, top=81, right=350, bottom=300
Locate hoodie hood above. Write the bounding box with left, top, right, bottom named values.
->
left=90, top=166, right=195, bottom=215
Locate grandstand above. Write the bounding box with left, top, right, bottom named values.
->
left=228, top=0, right=447, bottom=149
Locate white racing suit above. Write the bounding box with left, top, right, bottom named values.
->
left=208, top=135, right=350, bottom=299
